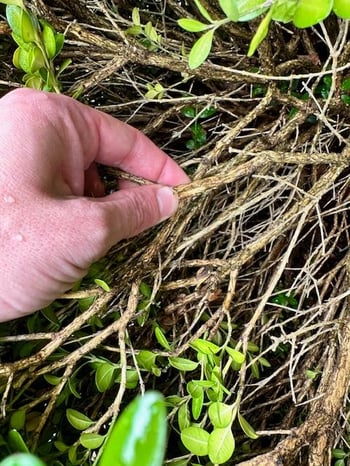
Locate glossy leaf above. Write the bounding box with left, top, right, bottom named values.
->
left=154, top=325, right=171, bottom=350
left=219, top=0, right=238, bottom=21
left=293, top=0, right=333, bottom=28
left=191, top=338, right=220, bottom=355
left=168, top=357, right=199, bottom=372
left=94, top=278, right=111, bottom=292
left=189, top=29, right=214, bottom=69
left=95, top=362, right=116, bottom=392
left=178, top=18, right=210, bottom=32
left=225, top=347, right=245, bottom=366
left=28, top=46, right=45, bottom=73
left=181, top=426, right=209, bottom=456
left=80, top=433, right=105, bottom=450
left=208, top=402, right=233, bottom=428
left=6, top=5, right=36, bottom=42
left=333, top=0, right=350, bottom=19
left=191, top=388, right=204, bottom=420
left=41, top=19, right=56, bottom=58
left=193, top=0, right=213, bottom=22
left=98, top=391, right=167, bottom=466
left=208, top=427, right=235, bottom=464
left=54, top=33, right=65, bottom=56
left=8, top=430, right=29, bottom=453
left=247, top=8, right=273, bottom=57
left=238, top=412, right=259, bottom=439
left=66, top=409, right=94, bottom=431
left=0, top=454, right=46, bottom=466
left=178, top=403, right=191, bottom=431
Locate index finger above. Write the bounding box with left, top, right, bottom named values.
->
left=70, top=96, right=190, bottom=186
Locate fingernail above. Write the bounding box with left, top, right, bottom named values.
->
left=157, top=186, right=179, bottom=221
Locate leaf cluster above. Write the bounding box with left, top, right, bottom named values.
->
left=178, top=0, right=350, bottom=68
left=0, top=0, right=69, bottom=92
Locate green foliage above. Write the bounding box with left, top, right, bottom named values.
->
left=126, top=7, right=161, bottom=51
left=0, top=453, right=45, bottom=466
left=0, top=1, right=69, bottom=92
left=98, top=391, right=167, bottom=466
left=181, top=105, right=217, bottom=150
left=178, top=0, right=350, bottom=68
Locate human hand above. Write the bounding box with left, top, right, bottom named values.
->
left=0, top=88, right=189, bottom=322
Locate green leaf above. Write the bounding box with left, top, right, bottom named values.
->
left=191, top=338, right=220, bottom=355
left=11, top=32, right=32, bottom=50
left=293, top=0, right=333, bottom=28
left=208, top=427, right=235, bottom=464
left=132, top=7, right=141, bottom=26
left=199, top=106, right=217, bottom=119
left=0, top=454, right=46, bottom=466
left=271, top=0, right=298, bottom=22
left=66, top=409, right=94, bottom=431
left=8, top=429, right=29, bottom=453
left=335, top=460, right=346, bottom=466
left=54, top=33, right=65, bottom=56
left=80, top=433, right=105, bottom=450
left=208, top=402, right=233, bottom=428
left=193, top=0, right=213, bottom=22
left=40, top=19, right=56, bottom=59
left=181, top=106, right=197, bottom=118
left=95, top=362, right=116, bottom=392
left=136, top=350, right=158, bottom=372
left=178, top=403, right=191, bottom=431
left=341, top=78, right=350, bottom=91
left=187, top=381, right=203, bottom=398
left=189, top=29, right=214, bottom=69
left=247, top=8, right=273, bottom=57
left=333, top=0, right=350, bottom=19
left=236, top=0, right=267, bottom=21
left=0, top=0, right=24, bottom=7
left=238, top=412, right=259, bottom=439
left=44, top=374, right=61, bottom=385
left=178, top=18, right=210, bottom=32
left=57, top=58, right=72, bottom=77
left=10, top=410, right=26, bottom=430
left=332, top=449, right=347, bottom=459
left=99, top=391, right=167, bottom=466
left=168, top=357, right=199, bottom=372
left=154, top=325, right=171, bottom=350
left=225, top=347, right=245, bottom=366
left=139, top=281, right=152, bottom=298
left=181, top=426, right=209, bottom=456
left=94, top=278, right=111, bottom=292
left=218, top=0, right=239, bottom=21
left=191, top=388, right=204, bottom=420
left=6, top=5, right=36, bottom=42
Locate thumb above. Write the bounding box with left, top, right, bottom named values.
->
left=69, top=185, right=179, bottom=265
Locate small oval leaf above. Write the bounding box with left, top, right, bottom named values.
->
left=189, top=29, right=214, bottom=69
left=168, top=357, right=199, bottom=372
left=95, top=362, right=116, bottom=392
left=181, top=426, right=209, bottom=456
left=238, top=412, right=259, bottom=439
left=178, top=18, right=210, bottom=32
left=208, top=402, right=233, bottom=428
left=66, top=409, right=94, bottom=431
left=80, top=433, right=105, bottom=450
left=208, top=427, right=235, bottom=464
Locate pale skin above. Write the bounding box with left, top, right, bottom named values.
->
left=0, top=88, right=190, bottom=322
